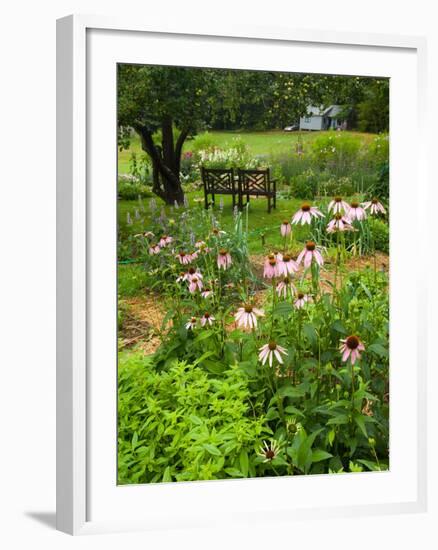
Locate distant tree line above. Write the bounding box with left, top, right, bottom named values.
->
left=118, top=65, right=388, bottom=203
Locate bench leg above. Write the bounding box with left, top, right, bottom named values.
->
left=268, top=196, right=271, bottom=213
left=273, top=194, right=277, bottom=209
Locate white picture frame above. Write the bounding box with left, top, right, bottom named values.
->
left=56, top=14, right=428, bottom=535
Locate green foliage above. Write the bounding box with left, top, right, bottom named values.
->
left=357, top=81, right=389, bottom=133
left=291, top=169, right=320, bottom=199
left=118, top=355, right=269, bottom=483
left=118, top=180, right=153, bottom=201
left=311, top=133, right=362, bottom=173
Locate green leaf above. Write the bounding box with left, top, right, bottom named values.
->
left=331, top=320, right=347, bottom=334
left=162, top=466, right=172, bottom=482
left=131, top=431, right=139, bottom=450
left=353, top=413, right=368, bottom=438
left=303, top=323, right=317, bottom=345
left=239, top=449, right=249, bottom=477
left=368, top=343, right=388, bottom=358
left=312, top=449, right=333, bottom=463
left=193, top=351, right=215, bottom=366
left=277, top=385, right=305, bottom=399
left=273, top=302, right=294, bottom=318
left=202, top=443, right=222, bottom=456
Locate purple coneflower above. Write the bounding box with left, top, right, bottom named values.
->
left=176, top=272, right=186, bottom=283
left=348, top=201, right=367, bottom=221
left=234, top=304, right=264, bottom=329
left=201, top=287, right=213, bottom=299
left=328, top=196, right=350, bottom=215
left=182, top=267, right=203, bottom=282
left=362, top=198, right=386, bottom=215
left=185, top=316, right=197, bottom=330
left=263, top=254, right=280, bottom=279
left=292, top=203, right=324, bottom=225
left=280, top=220, right=291, bottom=237
left=294, top=291, right=309, bottom=309
left=297, top=241, right=324, bottom=268
left=258, top=439, right=282, bottom=462
left=176, top=251, right=191, bottom=265
left=277, top=253, right=298, bottom=276
left=149, top=244, right=161, bottom=255
left=258, top=340, right=288, bottom=367
left=188, top=276, right=203, bottom=293
left=159, top=235, right=173, bottom=247
left=339, top=335, right=365, bottom=365
left=211, top=228, right=226, bottom=237
left=217, top=248, right=232, bottom=270
left=326, top=213, right=355, bottom=233
left=200, top=312, right=215, bottom=327
left=276, top=276, right=296, bottom=298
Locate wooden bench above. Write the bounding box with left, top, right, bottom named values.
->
left=201, top=167, right=238, bottom=209
left=201, top=167, right=277, bottom=213
left=238, top=168, right=277, bottom=213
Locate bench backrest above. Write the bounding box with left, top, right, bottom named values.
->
left=238, top=168, right=271, bottom=193
left=201, top=167, right=235, bottom=192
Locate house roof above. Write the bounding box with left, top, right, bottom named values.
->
left=305, top=104, right=343, bottom=118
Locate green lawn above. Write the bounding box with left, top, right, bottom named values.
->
left=118, top=130, right=376, bottom=174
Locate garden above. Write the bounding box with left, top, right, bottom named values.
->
left=117, top=125, right=390, bottom=484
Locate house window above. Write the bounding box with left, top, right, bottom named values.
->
left=304, top=117, right=311, bottom=123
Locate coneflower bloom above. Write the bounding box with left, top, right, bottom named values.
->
left=258, top=341, right=288, bottom=367
left=297, top=241, right=324, bottom=268
left=326, top=213, right=355, bottom=233
left=280, top=220, right=292, bottom=237
left=292, top=203, right=324, bottom=225
left=201, top=287, right=213, bottom=299
left=339, top=335, right=365, bottom=365
left=257, top=439, right=282, bottom=463
left=276, top=276, right=296, bottom=298
left=188, top=276, right=203, bottom=293
left=159, top=235, right=173, bottom=247
left=263, top=254, right=280, bottom=279
left=277, top=253, right=298, bottom=276
left=234, top=304, right=264, bottom=329
left=176, top=272, right=186, bottom=283
left=362, top=198, right=386, bottom=215
left=149, top=243, right=161, bottom=255
left=176, top=251, right=191, bottom=265
left=328, top=196, right=350, bottom=215
left=294, top=291, right=309, bottom=309
left=185, top=316, right=197, bottom=330
left=348, top=201, right=367, bottom=221
left=211, top=227, right=226, bottom=237
left=183, top=267, right=203, bottom=282
left=188, top=251, right=199, bottom=262
left=217, top=249, right=232, bottom=270
left=200, top=312, right=215, bottom=327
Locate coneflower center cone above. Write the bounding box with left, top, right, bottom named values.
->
left=244, top=305, right=253, bottom=313
left=305, top=241, right=316, bottom=251
left=301, top=203, right=311, bottom=212
left=346, top=335, right=360, bottom=349
left=265, top=450, right=275, bottom=459
left=268, top=341, right=277, bottom=351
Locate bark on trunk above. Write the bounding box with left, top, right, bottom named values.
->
left=133, top=120, right=188, bottom=205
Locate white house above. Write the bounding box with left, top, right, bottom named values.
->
left=299, top=105, right=345, bottom=131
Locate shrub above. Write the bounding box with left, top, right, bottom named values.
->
left=370, top=218, right=389, bottom=254
left=318, top=176, right=355, bottom=198
left=197, top=139, right=261, bottom=170
left=118, top=180, right=153, bottom=200
left=311, top=133, right=362, bottom=173
left=118, top=354, right=270, bottom=483
left=191, top=132, right=219, bottom=153
left=291, top=169, right=320, bottom=199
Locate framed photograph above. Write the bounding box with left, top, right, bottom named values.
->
left=57, top=15, right=427, bottom=535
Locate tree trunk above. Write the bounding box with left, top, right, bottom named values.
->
left=133, top=120, right=188, bottom=205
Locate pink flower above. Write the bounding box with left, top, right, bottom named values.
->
left=176, top=251, right=191, bottom=265
left=185, top=316, right=197, bottom=330
left=276, top=276, right=296, bottom=298
left=292, top=203, right=324, bottom=225
left=159, top=235, right=173, bottom=247
left=263, top=254, right=280, bottom=279
left=200, top=312, right=215, bottom=327
left=294, top=292, right=309, bottom=309
left=348, top=201, right=367, bottom=221
left=234, top=304, right=264, bottom=330
left=258, top=341, right=288, bottom=367
left=188, top=276, right=203, bottom=293
left=183, top=267, right=203, bottom=282
left=188, top=251, right=199, bottom=262
left=339, top=335, right=365, bottom=365
left=201, top=287, right=213, bottom=299
left=280, top=220, right=292, bottom=237
left=297, top=241, right=324, bottom=268
left=176, top=272, right=186, bottom=283
left=217, top=249, right=232, bottom=270
left=328, top=196, right=350, bottom=215
left=149, top=244, right=161, bottom=255
left=326, top=214, right=355, bottom=233
left=277, top=253, right=298, bottom=276
left=362, top=198, right=386, bottom=215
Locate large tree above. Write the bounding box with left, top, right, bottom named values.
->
left=118, top=64, right=214, bottom=204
